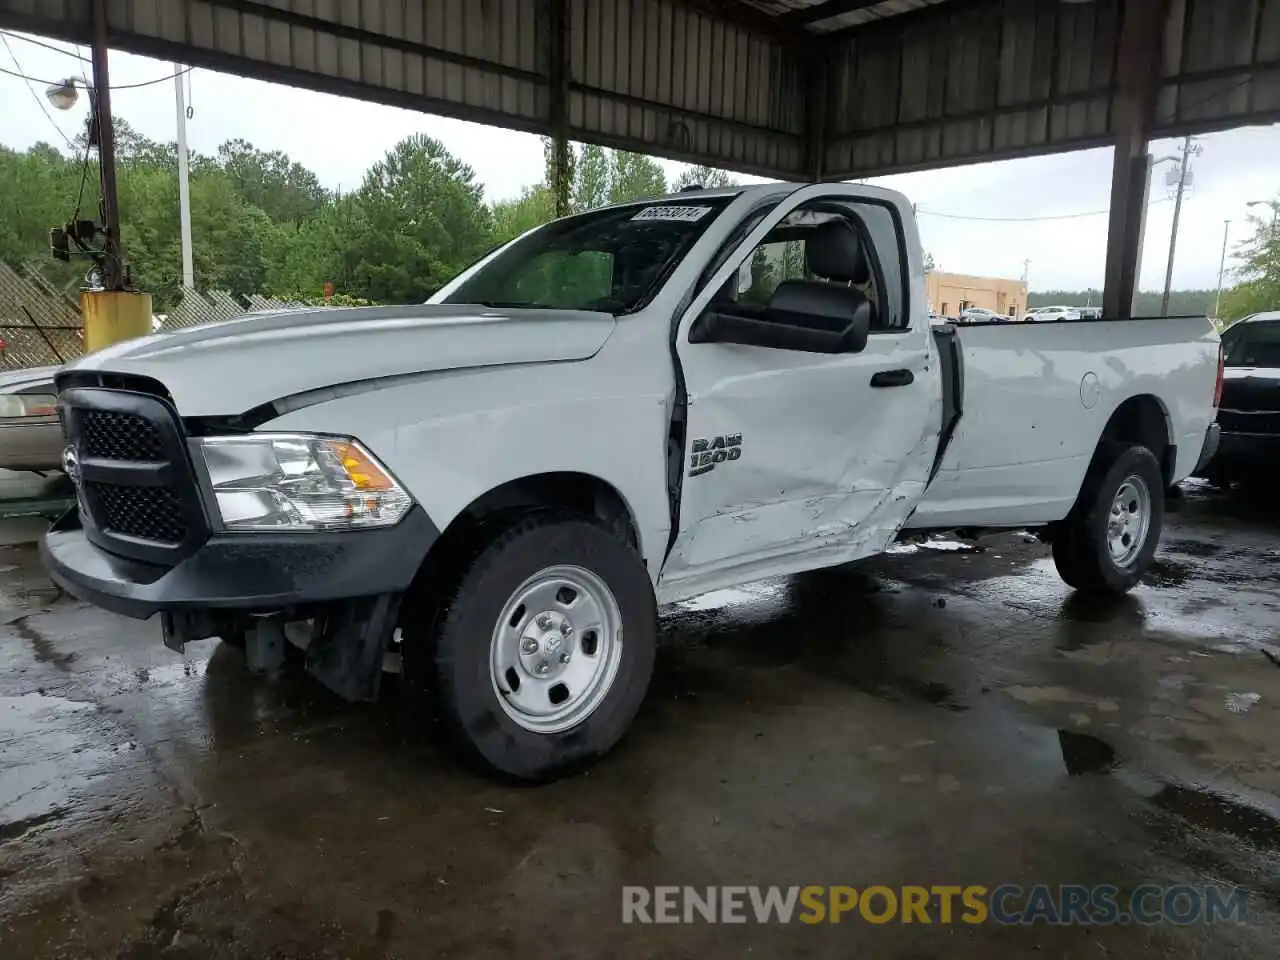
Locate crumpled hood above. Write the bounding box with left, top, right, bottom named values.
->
left=66, top=303, right=616, bottom=416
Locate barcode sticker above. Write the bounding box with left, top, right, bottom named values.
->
left=630, top=205, right=713, bottom=222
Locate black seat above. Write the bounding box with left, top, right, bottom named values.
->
left=768, top=220, right=873, bottom=324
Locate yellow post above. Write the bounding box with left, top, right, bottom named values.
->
left=81, top=290, right=153, bottom=353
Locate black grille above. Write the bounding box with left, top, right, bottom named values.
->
left=81, top=409, right=165, bottom=461
left=62, top=385, right=206, bottom=563
left=85, top=482, right=188, bottom=543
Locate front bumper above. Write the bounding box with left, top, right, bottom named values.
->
left=40, top=504, right=439, bottom=621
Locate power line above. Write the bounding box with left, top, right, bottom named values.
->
left=0, top=30, right=91, bottom=62
left=0, top=61, right=193, bottom=91
left=1, top=34, right=76, bottom=150
left=918, top=195, right=1177, bottom=223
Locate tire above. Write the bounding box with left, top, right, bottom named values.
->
left=416, top=510, right=656, bottom=782
left=1052, top=444, right=1164, bottom=595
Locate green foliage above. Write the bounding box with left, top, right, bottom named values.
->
left=741, top=247, right=777, bottom=305
left=1, top=122, right=685, bottom=312
left=608, top=152, right=667, bottom=205
left=674, top=165, right=736, bottom=191
left=491, top=184, right=556, bottom=245
left=1219, top=204, right=1280, bottom=321
left=216, top=138, right=329, bottom=225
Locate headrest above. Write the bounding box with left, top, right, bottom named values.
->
left=806, top=220, right=870, bottom=284
left=769, top=279, right=868, bottom=321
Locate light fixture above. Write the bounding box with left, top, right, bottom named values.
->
left=45, top=77, right=80, bottom=111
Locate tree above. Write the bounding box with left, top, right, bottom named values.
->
left=573, top=143, right=611, bottom=213
left=608, top=151, right=667, bottom=204
left=741, top=247, right=777, bottom=305
left=323, top=134, right=494, bottom=303
left=1220, top=204, right=1280, bottom=321
left=491, top=184, right=556, bottom=245
left=217, top=138, right=329, bottom=225
left=674, top=165, right=736, bottom=190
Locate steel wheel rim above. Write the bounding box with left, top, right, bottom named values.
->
left=489, top=564, right=624, bottom=734
left=1107, top=475, right=1151, bottom=568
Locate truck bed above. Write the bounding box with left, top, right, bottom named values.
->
left=906, top=316, right=1220, bottom=529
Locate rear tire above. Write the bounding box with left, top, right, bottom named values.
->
left=410, top=510, right=657, bottom=782
left=1053, top=444, right=1164, bottom=595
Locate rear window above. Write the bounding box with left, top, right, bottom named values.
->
left=1222, top=320, right=1280, bottom=367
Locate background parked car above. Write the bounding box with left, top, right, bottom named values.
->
left=0, top=365, right=62, bottom=472
left=1028, top=305, right=1082, bottom=322
left=1203, top=311, right=1280, bottom=486
left=959, top=307, right=1005, bottom=323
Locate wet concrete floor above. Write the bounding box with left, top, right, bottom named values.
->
left=3, top=483, right=1280, bottom=957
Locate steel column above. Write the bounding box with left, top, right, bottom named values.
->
left=1101, top=0, right=1171, bottom=319
left=549, top=0, right=572, bottom=217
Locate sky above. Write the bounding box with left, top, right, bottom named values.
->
left=2, top=30, right=1279, bottom=292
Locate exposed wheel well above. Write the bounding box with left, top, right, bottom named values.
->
left=400, top=473, right=642, bottom=638
left=1100, top=394, right=1175, bottom=485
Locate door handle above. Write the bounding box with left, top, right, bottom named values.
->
left=870, top=369, right=914, bottom=388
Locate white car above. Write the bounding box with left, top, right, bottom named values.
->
left=44, top=182, right=1223, bottom=780
left=1029, top=305, right=1082, bottom=322
left=958, top=306, right=1005, bottom=323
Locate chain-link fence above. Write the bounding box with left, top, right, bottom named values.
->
left=0, top=262, right=85, bottom=370
left=0, top=263, right=317, bottom=370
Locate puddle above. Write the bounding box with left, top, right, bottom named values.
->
left=1142, top=558, right=1193, bottom=588
left=0, top=693, right=112, bottom=838
left=671, top=584, right=785, bottom=613
left=887, top=537, right=982, bottom=556
left=1152, top=784, right=1280, bottom=851
left=1161, top=539, right=1222, bottom=558
left=1057, top=730, right=1117, bottom=775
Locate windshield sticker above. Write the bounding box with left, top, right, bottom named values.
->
left=631, top=205, right=713, bottom=223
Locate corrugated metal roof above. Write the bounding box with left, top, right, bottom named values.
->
left=1, top=0, right=1277, bottom=182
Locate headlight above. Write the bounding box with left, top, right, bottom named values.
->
left=196, top=433, right=412, bottom=532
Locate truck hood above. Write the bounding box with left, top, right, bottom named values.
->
left=66, top=304, right=616, bottom=417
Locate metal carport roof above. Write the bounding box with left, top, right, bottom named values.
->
left=2, top=0, right=1279, bottom=183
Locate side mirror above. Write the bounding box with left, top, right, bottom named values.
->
left=689, top=302, right=870, bottom=354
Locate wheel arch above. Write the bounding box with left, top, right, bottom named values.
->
left=402, top=471, right=646, bottom=629
left=445, top=471, right=642, bottom=552
left=1099, top=393, right=1176, bottom=486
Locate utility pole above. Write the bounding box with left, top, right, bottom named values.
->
left=174, top=64, right=194, bottom=291
left=91, top=0, right=123, bottom=292
left=1214, top=219, right=1230, bottom=320
left=1161, top=135, right=1201, bottom=317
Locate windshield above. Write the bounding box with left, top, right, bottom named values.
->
left=438, top=197, right=734, bottom=314
left=1222, top=319, right=1280, bottom=367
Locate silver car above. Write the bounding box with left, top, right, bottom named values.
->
left=0, top=365, right=62, bottom=472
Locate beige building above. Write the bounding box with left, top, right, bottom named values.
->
left=925, top=271, right=1028, bottom=319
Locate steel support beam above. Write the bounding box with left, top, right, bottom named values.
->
left=804, top=53, right=830, bottom=181
left=1102, top=0, right=1171, bottom=319
left=548, top=0, right=572, bottom=217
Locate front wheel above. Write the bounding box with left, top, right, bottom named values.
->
left=422, top=511, right=657, bottom=781
left=1053, top=444, right=1164, bottom=595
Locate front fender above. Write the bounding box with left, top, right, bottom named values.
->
left=261, top=361, right=673, bottom=582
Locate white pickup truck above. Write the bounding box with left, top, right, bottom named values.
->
left=43, top=183, right=1222, bottom=780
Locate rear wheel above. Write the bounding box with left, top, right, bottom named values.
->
left=409, top=510, right=656, bottom=781
left=1053, top=444, right=1164, bottom=595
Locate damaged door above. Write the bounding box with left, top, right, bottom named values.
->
left=658, top=184, right=942, bottom=602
